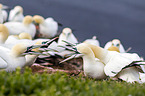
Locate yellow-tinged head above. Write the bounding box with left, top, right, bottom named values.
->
left=11, top=43, right=28, bottom=57
left=0, top=24, right=9, bottom=43
left=33, top=15, right=44, bottom=24
left=108, top=46, right=120, bottom=52
left=19, top=32, right=32, bottom=40
left=84, top=43, right=108, bottom=62
left=62, top=28, right=72, bottom=34
left=76, top=43, right=92, bottom=55
left=61, top=27, right=72, bottom=39
left=14, top=6, right=23, bottom=13
left=0, top=4, right=2, bottom=9
left=23, top=15, right=33, bottom=25
left=0, top=24, right=8, bottom=33
left=112, top=39, right=121, bottom=47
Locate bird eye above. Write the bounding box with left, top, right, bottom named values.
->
left=68, top=33, right=71, bottom=36
left=116, top=44, right=120, bottom=47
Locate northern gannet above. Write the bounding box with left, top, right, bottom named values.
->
left=33, top=15, right=58, bottom=38
left=8, top=6, right=24, bottom=22
left=104, top=39, right=125, bottom=52
left=5, top=15, right=36, bottom=38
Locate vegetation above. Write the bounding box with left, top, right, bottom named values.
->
left=0, top=67, right=145, bottom=96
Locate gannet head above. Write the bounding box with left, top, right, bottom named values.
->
left=0, top=3, right=8, bottom=9
left=58, top=28, right=73, bottom=45
left=84, top=43, right=109, bottom=62
left=14, top=6, right=23, bottom=13
left=112, top=39, right=121, bottom=48
left=108, top=46, right=120, bottom=52
left=0, top=4, right=2, bottom=9
left=33, top=15, right=44, bottom=24
left=19, top=32, right=32, bottom=40
left=45, top=17, right=54, bottom=22
left=62, top=28, right=72, bottom=39
left=11, top=43, right=29, bottom=57
left=92, top=36, right=97, bottom=40
left=76, top=43, right=92, bottom=55
left=23, top=15, right=33, bottom=25
left=83, top=36, right=100, bottom=46
left=0, top=24, right=9, bottom=43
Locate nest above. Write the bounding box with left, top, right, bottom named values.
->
left=31, top=55, right=83, bottom=76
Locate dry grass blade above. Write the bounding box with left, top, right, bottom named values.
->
left=125, top=47, right=132, bottom=52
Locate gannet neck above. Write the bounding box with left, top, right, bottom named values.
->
left=33, top=15, right=45, bottom=24
left=76, top=43, right=106, bottom=79
left=0, top=24, right=9, bottom=43
left=19, top=32, right=32, bottom=40
left=23, top=15, right=33, bottom=25
left=86, top=44, right=109, bottom=62
left=76, top=43, right=95, bottom=59
left=108, top=46, right=120, bottom=52
left=11, top=43, right=27, bottom=57
left=76, top=43, right=98, bottom=66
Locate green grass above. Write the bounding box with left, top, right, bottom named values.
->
left=0, top=68, right=145, bottom=96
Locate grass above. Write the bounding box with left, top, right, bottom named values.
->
left=0, top=67, right=145, bottom=96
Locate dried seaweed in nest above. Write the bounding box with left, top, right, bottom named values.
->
left=31, top=63, right=83, bottom=76
left=35, top=55, right=83, bottom=71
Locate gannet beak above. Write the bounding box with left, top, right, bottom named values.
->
left=32, top=21, right=39, bottom=25
left=2, top=5, right=9, bottom=9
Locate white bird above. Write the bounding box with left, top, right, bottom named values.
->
left=83, top=36, right=100, bottom=46
left=50, top=27, right=78, bottom=57
left=0, top=4, right=8, bottom=23
left=87, top=44, right=144, bottom=83
left=4, top=15, right=36, bottom=38
left=58, top=27, right=78, bottom=46
left=76, top=43, right=106, bottom=79
left=8, top=6, right=24, bottom=22
left=33, top=15, right=58, bottom=38
left=107, top=45, right=145, bottom=72
left=5, top=32, right=32, bottom=45
left=0, top=43, right=29, bottom=72
left=104, top=39, right=125, bottom=53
